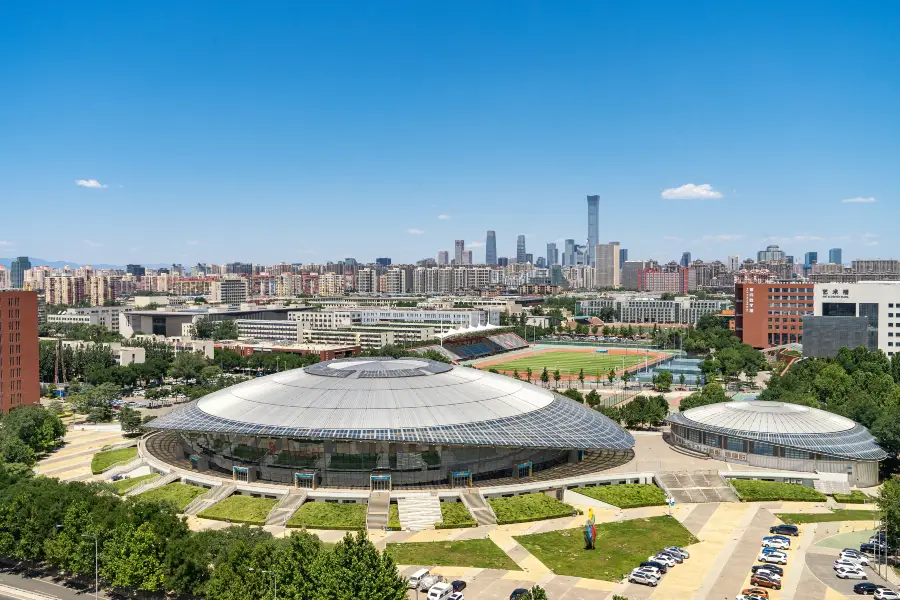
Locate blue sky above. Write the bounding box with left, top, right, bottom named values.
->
left=1, top=1, right=898, bottom=266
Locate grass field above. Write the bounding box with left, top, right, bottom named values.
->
left=777, top=510, right=878, bottom=525
left=386, top=539, right=520, bottom=571
left=286, top=502, right=366, bottom=530
left=198, top=495, right=278, bottom=524
left=435, top=502, right=477, bottom=529
left=573, top=484, right=667, bottom=509
left=90, top=446, right=138, bottom=474
left=515, top=515, right=698, bottom=581
left=137, top=483, right=206, bottom=512
left=485, top=351, right=644, bottom=377
left=487, top=493, right=576, bottom=525
left=833, top=490, right=872, bottom=504
left=108, top=473, right=158, bottom=495
left=731, top=480, right=826, bottom=502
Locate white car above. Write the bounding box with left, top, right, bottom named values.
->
left=840, top=552, right=870, bottom=566
left=758, top=551, right=787, bottom=565
left=874, top=590, right=900, bottom=600
left=448, top=594, right=465, bottom=600
left=628, top=570, right=658, bottom=587
left=762, top=538, right=790, bottom=550
left=664, top=546, right=690, bottom=559
left=649, top=554, right=676, bottom=567
left=754, top=568, right=782, bottom=581
left=836, top=566, right=868, bottom=579
left=835, top=558, right=863, bottom=570
left=634, top=567, right=661, bottom=580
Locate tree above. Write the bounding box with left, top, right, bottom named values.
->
left=168, top=351, right=209, bottom=381
left=540, top=367, right=549, bottom=387
left=0, top=405, right=66, bottom=454
left=101, top=521, right=167, bottom=592
left=513, top=369, right=521, bottom=380
left=526, top=367, right=533, bottom=384
left=679, top=383, right=729, bottom=411
left=522, top=586, right=549, bottom=600
left=585, top=390, right=600, bottom=406
left=214, top=348, right=244, bottom=372
left=578, top=368, right=585, bottom=388
left=876, top=477, right=900, bottom=550
left=0, top=435, right=36, bottom=466
left=679, top=373, right=686, bottom=387
left=607, top=369, right=615, bottom=386
left=200, top=365, right=224, bottom=385
left=118, top=406, right=142, bottom=433
left=553, top=369, right=561, bottom=386
left=621, top=370, right=632, bottom=387
left=652, top=369, right=673, bottom=392
left=314, top=532, right=407, bottom=600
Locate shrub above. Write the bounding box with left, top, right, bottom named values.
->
left=487, top=493, right=576, bottom=525
left=833, top=490, right=871, bottom=504
left=286, top=501, right=366, bottom=530
left=435, top=502, right=476, bottom=529
left=731, top=479, right=825, bottom=502
left=573, top=484, right=666, bottom=508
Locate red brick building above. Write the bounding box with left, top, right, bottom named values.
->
left=0, top=291, right=40, bottom=413
left=735, top=282, right=814, bottom=348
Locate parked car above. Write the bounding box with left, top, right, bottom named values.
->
left=770, top=535, right=792, bottom=545
left=736, top=595, right=768, bottom=600
left=740, top=588, right=769, bottom=599
left=751, top=564, right=784, bottom=577
left=659, top=550, right=684, bottom=563
left=649, top=554, right=677, bottom=567
left=758, top=551, right=787, bottom=565
left=628, top=570, right=658, bottom=587
left=451, top=581, right=467, bottom=592
left=836, top=566, right=868, bottom=580
left=770, top=524, right=799, bottom=536
left=640, top=560, right=668, bottom=574
left=874, top=590, right=900, bottom=600
left=841, top=552, right=870, bottom=566
left=664, top=546, right=690, bottom=559
left=760, top=547, right=784, bottom=556
left=448, top=594, right=464, bottom=600
left=510, top=589, right=529, bottom=599
left=750, top=573, right=782, bottom=590
left=635, top=566, right=663, bottom=579
left=854, top=582, right=890, bottom=595
left=762, top=537, right=790, bottom=550
left=408, top=569, right=429, bottom=588
left=419, top=574, right=444, bottom=592
left=428, top=583, right=454, bottom=600
left=837, top=558, right=866, bottom=570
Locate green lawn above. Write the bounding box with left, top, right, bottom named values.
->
left=833, top=490, right=872, bottom=504
left=137, top=483, right=207, bottom=512
left=573, top=484, right=666, bottom=509
left=516, top=515, right=698, bottom=581
left=777, top=510, right=879, bottom=525
left=90, top=446, right=138, bottom=474
left=388, top=504, right=401, bottom=530
left=731, top=480, right=826, bottom=502
left=487, top=493, right=576, bottom=525
left=108, top=473, right=158, bottom=495
left=198, top=495, right=278, bottom=524
left=286, top=502, right=366, bottom=530
left=386, top=539, right=520, bottom=571
left=485, top=351, right=644, bottom=377
left=435, top=502, right=476, bottom=529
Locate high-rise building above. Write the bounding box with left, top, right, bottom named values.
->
left=126, top=264, right=145, bottom=277
left=225, top=262, right=253, bottom=275
left=375, top=257, right=392, bottom=268
left=735, top=281, right=814, bottom=348
left=497, top=257, right=509, bottom=267
left=680, top=252, right=692, bottom=268
left=595, top=242, right=621, bottom=288
left=619, top=248, right=628, bottom=269
left=563, top=239, right=575, bottom=266
left=546, top=242, right=558, bottom=266
left=516, top=235, right=526, bottom=263
left=10, top=257, right=30, bottom=289
left=454, top=240, right=465, bottom=265
left=757, top=245, right=786, bottom=262
left=804, top=252, right=818, bottom=270
left=485, top=231, right=497, bottom=265
left=462, top=251, right=473, bottom=265
left=587, top=195, right=599, bottom=265
left=0, top=291, right=40, bottom=413
left=727, top=255, right=741, bottom=271
left=535, top=257, right=547, bottom=268
left=829, top=248, right=842, bottom=265
left=524, top=253, right=533, bottom=264
left=437, top=251, right=449, bottom=265
left=622, top=260, right=653, bottom=290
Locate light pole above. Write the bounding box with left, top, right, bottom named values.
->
left=82, top=533, right=98, bottom=600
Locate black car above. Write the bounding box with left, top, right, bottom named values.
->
left=853, top=582, right=889, bottom=595
left=640, top=560, right=668, bottom=574
left=659, top=551, right=684, bottom=564
left=451, top=581, right=467, bottom=592
left=770, top=524, right=799, bottom=536
left=510, top=589, right=529, bottom=600
left=751, top=564, right=784, bottom=576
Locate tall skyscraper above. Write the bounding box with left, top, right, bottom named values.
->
left=546, top=242, right=558, bottom=266
left=804, top=251, right=818, bottom=269
left=497, top=257, right=509, bottom=267
left=485, top=231, right=497, bottom=265
left=619, top=248, right=628, bottom=269
left=595, top=242, right=621, bottom=288
left=10, top=257, right=30, bottom=289
left=564, top=239, right=575, bottom=266
left=727, top=255, right=741, bottom=271
left=516, top=235, right=526, bottom=263
left=587, top=195, right=599, bottom=265
left=462, top=250, right=473, bottom=265
left=757, top=245, right=786, bottom=262
left=437, top=251, right=449, bottom=265
left=829, top=248, right=842, bottom=265
left=454, top=240, right=465, bottom=265
left=524, top=253, right=533, bottom=264
left=680, top=252, right=692, bottom=268
left=375, top=257, right=392, bottom=267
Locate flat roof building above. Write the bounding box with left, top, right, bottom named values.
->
left=0, top=291, right=40, bottom=413
left=735, top=281, right=814, bottom=348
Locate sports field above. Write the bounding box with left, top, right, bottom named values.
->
left=483, top=350, right=645, bottom=377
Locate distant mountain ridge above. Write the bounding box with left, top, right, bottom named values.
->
left=0, top=257, right=172, bottom=270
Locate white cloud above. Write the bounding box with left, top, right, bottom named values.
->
left=662, top=236, right=682, bottom=242
left=862, top=232, right=879, bottom=240
left=701, top=234, right=744, bottom=242
left=841, top=196, right=876, bottom=204
left=75, top=179, right=107, bottom=189
left=186, top=240, right=200, bottom=246
left=866, top=241, right=880, bottom=247
left=406, top=228, right=425, bottom=235
left=469, top=241, right=485, bottom=248
left=437, top=214, right=451, bottom=220
left=661, top=183, right=723, bottom=200
left=83, top=239, right=102, bottom=247
left=0, top=241, right=14, bottom=247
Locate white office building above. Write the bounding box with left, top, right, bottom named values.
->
left=211, top=278, right=249, bottom=305
left=47, top=306, right=127, bottom=331
left=813, top=281, right=900, bottom=357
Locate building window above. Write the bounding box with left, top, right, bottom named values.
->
left=727, top=437, right=745, bottom=452
left=754, top=442, right=775, bottom=456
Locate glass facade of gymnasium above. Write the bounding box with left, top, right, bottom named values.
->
left=671, top=423, right=846, bottom=461
left=178, top=432, right=574, bottom=488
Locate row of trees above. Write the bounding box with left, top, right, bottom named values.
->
left=594, top=395, right=669, bottom=429
left=0, top=464, right=410, bottom=599
left=0, top=405, right=67, bottom=467
left=760, top=346, right=900, bottom=456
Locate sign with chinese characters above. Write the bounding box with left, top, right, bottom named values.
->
left=822, top=288, right=850, bottom=299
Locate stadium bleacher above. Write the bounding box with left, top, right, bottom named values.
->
left=412, top=331, right=528, bottom=363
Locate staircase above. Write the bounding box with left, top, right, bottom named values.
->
left=366, top=491, right=391, bottom=530
left=657, top=470, right=739, bottom=503
left=397, top=493, right=442, bottom=531
left=127, top=471, right=179, bottom=496
left=184, top=483, right=236, bottom=516
left=814, top=479, right=851, bottom=496
left=265, top=489, right=308, bottom=526
left=459, top=490, right=496, bottom=526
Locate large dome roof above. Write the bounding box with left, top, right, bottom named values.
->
left=667, top=400, right=887, bottom=460
left=149, top=357, right=634, bottom=450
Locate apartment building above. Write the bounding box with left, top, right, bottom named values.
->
left=580, top=296, right=728, bottom=324
left=47, top=306, right=126, bottom=331
left=594, top=242, right=621, bottom=288
left=211, top=278, right=249, bottom=305
left=735, top=281, right=814, bottom=348
left=0, top=291, right=40, bottom=413
left=235, top=319, right=300, bottom=342
left=45, top=276, right=87, bottom=305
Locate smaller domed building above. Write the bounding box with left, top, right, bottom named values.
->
left=666, top=400, right=887, bottom=487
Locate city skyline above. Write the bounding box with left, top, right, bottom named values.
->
left=2, top=3, right=898, bottom=264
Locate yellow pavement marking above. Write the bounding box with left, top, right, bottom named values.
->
left=651, top=503, right=751, bottom=599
